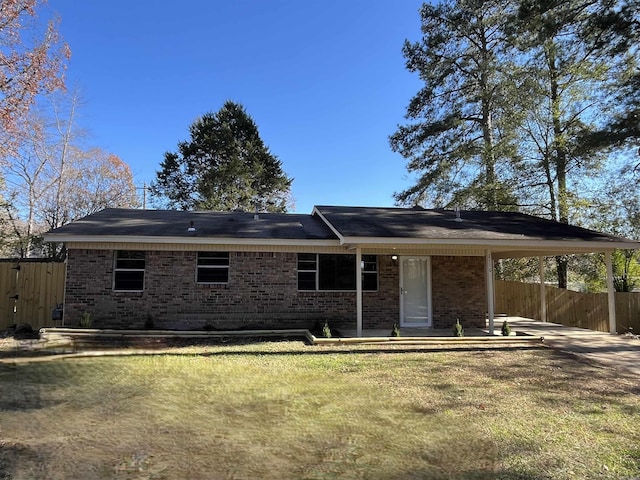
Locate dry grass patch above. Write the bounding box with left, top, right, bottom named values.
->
left=1, top=342, right=639, bottom=479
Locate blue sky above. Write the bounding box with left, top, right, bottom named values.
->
left=45, top=0, right=425, bottom=213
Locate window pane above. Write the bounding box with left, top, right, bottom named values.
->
left=337, top=255, right=356, bottom=289
left=116, top=258, right=145, bottom=269
left=114, top=270, right=144, bottom=290
left=297, top=271, right=316, bottom=290
left=363, top=272, right=377, bottom=291
left=197, top=268, right=229, bottom=283
left=362, top=255, right=377, bottom=272
left=116, top=251, right=145, bottom=269
left=197, top=252, right=229, bottom=266
left=319, top=254, right=356, bottom=290
left=198, top=257, right=230, bottom=266
left=297, top=253, right=316, bottom=271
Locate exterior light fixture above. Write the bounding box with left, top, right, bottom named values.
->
left=391, top=255, right=398, bottom=263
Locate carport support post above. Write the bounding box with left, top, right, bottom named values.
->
left=605, top=250, right=617, bottom=334
left=356, top=246, right=363, bottom=337
left=539, top=257, right=547, bottom=322
left=486, top=250, right=495, bottom=335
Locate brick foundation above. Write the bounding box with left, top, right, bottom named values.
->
left=63, top=249, right=486, bottom=331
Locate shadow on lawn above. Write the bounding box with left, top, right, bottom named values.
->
left=0, top=361, right=85, bottom=412
left=444, top=347, right=640, bottom=413
left=0, top=441, right=48, bottom=479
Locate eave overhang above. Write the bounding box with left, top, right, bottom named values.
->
left=42, top=234, right=341, bottom=247
left=44, top=232, right=640, bottom=258
left=339, top=236, right=640, bottom=258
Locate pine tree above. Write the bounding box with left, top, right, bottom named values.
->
left=390, top=0, right=521, bottom=210
left=152, top=101, right=293, bottom=212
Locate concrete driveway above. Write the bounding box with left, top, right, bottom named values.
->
left=502, top=316, right=640, bottom=377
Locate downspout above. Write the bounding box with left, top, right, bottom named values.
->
left=356, top=246, right=363, bottom=337
left=605, top=251, right=617, bottom=334
left=539, top=257, right=547, bottom=322
left=486, top=250, right=495, bottom=334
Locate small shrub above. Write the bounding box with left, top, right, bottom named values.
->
left=391, top=323, right=400, bottom=337
left=13, top=323, right=36, bottom=339
left=322, top=320, right=332, bottom=338
left=453, top=318, right=464, bottom=337
left=80, top=312, right=92, bottom=328
left=501, top=320, right=512, bottom=336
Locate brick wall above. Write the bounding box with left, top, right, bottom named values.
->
left=63, top=249, right=398, bottom=331
left=431, top=256, right=487, bottom=328
left=63, top=249, right=485, bottom=331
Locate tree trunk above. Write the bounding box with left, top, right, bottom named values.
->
left=480, top=20, right=498, bottom=211
left=547, top=40, right=569, bottom=288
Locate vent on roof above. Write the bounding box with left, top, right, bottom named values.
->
left=187, top=221, right=197, bottom=233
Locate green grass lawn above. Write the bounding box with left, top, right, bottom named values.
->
left=1, top=341, right=639, bottom=479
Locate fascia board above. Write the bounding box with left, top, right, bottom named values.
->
left=491, top=249, right=613, bottom=259
left=42, top=234, right=341, bottom=247
left=311, top=207, right=346, bottom=244
left=43, top=233, right=640, bottom=252
left=340, top=236, right=640, bottom=251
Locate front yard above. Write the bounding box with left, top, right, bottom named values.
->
left=1, top=341, right=639, bottom=479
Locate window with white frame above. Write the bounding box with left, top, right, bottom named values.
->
left=297, top=253, right=377, bottom=291
left=114, top=251, right=145, bottom=291
left=361, top=254, right=378, bottom=290
left=197, top=252, right=230, bottom=283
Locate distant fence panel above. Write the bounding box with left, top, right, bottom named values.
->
left=0, top=260, right=66, bottom=331
left=495, top=280, right=640, bottom=333
left=615, top=293, right=640, bottom=333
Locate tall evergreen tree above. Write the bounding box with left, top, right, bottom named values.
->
left=152, top=101, right=293, bottom=212
left=394, top=0, right=638, bottom=288
left=390, top=0, right=520, bottom=210
left=510, top=0, right=638, bottom=287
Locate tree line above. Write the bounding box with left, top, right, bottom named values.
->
left=391, top=0, right=640, bottom=289
left=0, top=2, right=292, bottom=259
left=0, top=1, right=138, bottom=259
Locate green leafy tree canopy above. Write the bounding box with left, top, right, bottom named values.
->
left=152, top=101, right=293, bottom=212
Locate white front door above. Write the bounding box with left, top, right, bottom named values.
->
left=400, top=256, right=432, bottom=327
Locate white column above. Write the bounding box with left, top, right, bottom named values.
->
left=486, top=250, right=495, bottom=335
left=356, top=247, right=363, bottom=337
left=539, top=256, right=547, bottom=322
left=605, top=250, right=617, bottom=334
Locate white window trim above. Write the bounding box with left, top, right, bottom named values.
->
left=196, top=252, right=230, bottom=284
left=297, top=253, right=378, bottom=292
left=113, top=251, right=145, bottom=292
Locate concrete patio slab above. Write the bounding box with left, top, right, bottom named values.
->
left=494, top=317, right=640, bottom=376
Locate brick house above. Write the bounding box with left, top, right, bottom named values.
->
left=44, top=205, right=640, bottom=335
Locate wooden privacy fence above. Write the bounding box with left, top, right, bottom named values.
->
left=495, top=280, right=640, bottom=333
left=0, top=259, right=66, bottom=331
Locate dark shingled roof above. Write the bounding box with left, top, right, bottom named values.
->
left=45, top=206, right=639, bottom=247
left=314, top=206, right=633, bottom=243
left=47, top=208, right=337, bottom=240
